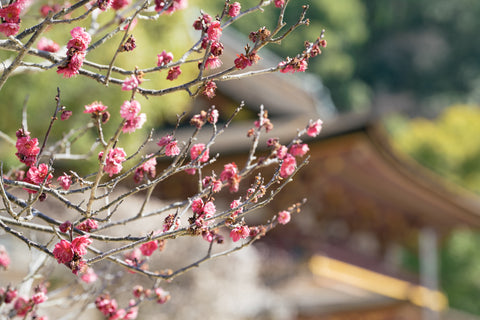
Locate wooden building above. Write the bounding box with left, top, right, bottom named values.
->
left=157, top=31, right=480, bottom=319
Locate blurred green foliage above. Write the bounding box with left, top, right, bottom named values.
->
left=388, top=105, right=480, bottom=315
left=0, top=0, right=220, bottom=172
left=221, top=1, right=480, bottom=113
left=389, top=105, right=480, bottom=193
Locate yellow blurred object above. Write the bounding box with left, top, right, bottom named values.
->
left=309, top=255, right=448, bottom=311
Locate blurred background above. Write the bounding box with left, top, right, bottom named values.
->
left=3, top=0, right=480, bottom=319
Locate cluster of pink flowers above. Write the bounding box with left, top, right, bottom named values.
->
left=124, top=238, right=165, bottom=272
left=99, top=148, right=127, bottom=177
left=15, top=129, right=40, bottom=167
left=132, top=285, right=170, bottom=305
left=120, top=100, right=146, bottom=133
left=154, top=0, right=187, bottom=14
left=37, top=37, right=60, bottom=53
left=234, top=51, right=260, bottom=70
left=0, top=284, right=48, bottom=318
left=124, top=248, right=145, bottom=271
left=192, top=198, right=216, bottom=220
left=0, top=286, right=17, bottom=304
left=260, top=117, right=322, bottom=179
left=278, top=37, right=327, bottom=74
left=220, top=162, right=240, bottom=193
left=95, top=294, right=138, bottom=320
left=57, top=27, right=91, bottom=78
left=195, top=207, right=222, bottom=243
left=134, top=155, right=157, bottom=183
left=202, top=175, right=222, bottom=193
left=157, top=50, right=180, bottom=81
left=52, top=235, right=92, bottom=274
left=254, top=113, right=274, bottom=133
left=0, top=0, right=27, bottom=36
left=278, top=57, right=308, bottom=74
left=185, top=143, right=209, bottom=175
left=234, top=29, right=265, bottom=69
left=190, top=107, right=219, bottom=129
left=157, top=135, right=180, bottom=157
left=279, top=154, right=296, bottom=178
left=229, top=198, right=243, bottom=218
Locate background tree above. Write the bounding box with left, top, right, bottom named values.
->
left=389, top=105, right=480, bottom=315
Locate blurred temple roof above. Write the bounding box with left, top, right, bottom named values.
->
left=156, top=30, right=480, bottom=319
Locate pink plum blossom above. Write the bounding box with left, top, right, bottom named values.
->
left=230, top=199, right=243, bottom=217
left=157, top=50, right=173, bottom=67
left=57, top=173, right=72, bottom=190
left=277, top=210, right=291, bottom=224
left=307, top=119, right=323, bottom=137
left=99, top=148, right=127, bottom=177
left=154, top=288, right=170, bottom=304
left=206, top=20, right=222, bottom=42
left=37, top=37, right=60, bottom=52
left=165, top=140, right=180, bottom=157
left=154, top=0, right=187, bottom=14
left=71, top=236, right=92, bottom=256
left=140, top=241, right=158, bottom=256
left=77, top=219, right=98, bottom=232
left=230, top=225, right=250, bottom=242
left=53, top=240, right=74, bottom=264
left=27, top=164, right=53, bottom=185
left=190, top=144, right=209, bottom=163
left=280, top=154, right=296, bottom=178
left=289, top=143, right=309, bottom=157
left=166, top=66, right=181, bottom=80
left=112, top=0, right=131, bottom=10
left=228, top=2, right=241, bottom=17
left=122, top=113, right=146, bottom=133
left=13, top=297, right=31, bottom=317
left=84, top=101, right=108, bottom=114
left=122, top=75, right=141, bottom=91
left=0, top=245, right=10, bottom=269
left=81, top=268, right=98, bottom=283
left=202, top=201, right=216, bottom=218
left=274, top=0, right=285, bottom=8
left=120, top=100, right=141, bottom=121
